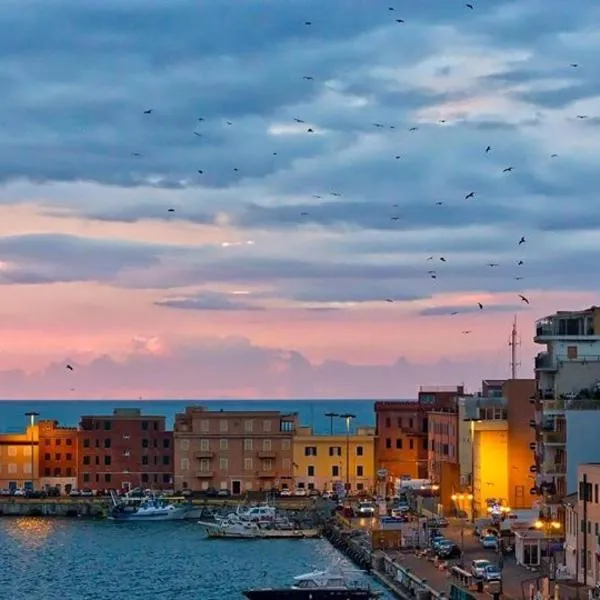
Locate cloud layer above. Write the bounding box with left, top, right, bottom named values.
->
left=0, top=0, right=599, bottom=397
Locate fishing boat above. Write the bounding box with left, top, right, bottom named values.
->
left=108, top=490, right=192, bottom=521
left=198, top=515, right=320, bottom=539
left=243, top=566, right=381, bottom=599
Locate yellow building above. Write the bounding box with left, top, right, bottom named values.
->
left=292, top=426, right=376, bottom=493
left=473, top=420, right=509, bottom=516
left=0, top=425, right=39, bottom=490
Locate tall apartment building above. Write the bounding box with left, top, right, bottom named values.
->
left=0, top=425, right=38, bottom=491
left=77, top=409, right=173, bottom=491
left=293, top=426, right=376, bottom=493
left=533, top=306, right=600, bottom=518
left=38, top=419, right=78, bottom=493
left=173, top=407, right=297, bottom=494
left=374, top=401, right=428, bottom=483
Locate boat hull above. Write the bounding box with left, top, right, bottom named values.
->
left=199, top=525, right=321, bottom=539
left=110, top=507, right=191, bottom=521
left=243, top=590, right=377, bottom=600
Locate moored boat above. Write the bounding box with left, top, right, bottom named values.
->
left=198, top=515, right=320, bottom=539
left=109, top=490, right=192, bottom=521
left=243, top=566, right=381, bottom=599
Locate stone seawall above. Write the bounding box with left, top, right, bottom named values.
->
left=0, top=499, right=107, bottom=518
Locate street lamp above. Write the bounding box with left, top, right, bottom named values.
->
left=325, top=412, right=340, bottom=435
left=452, top=493, right=474, bottom=557
left=25, top=411, right=39, bottom=492
left=464, top=417, right=482, bottom=523
left=339, top=413, right=356, bottom=492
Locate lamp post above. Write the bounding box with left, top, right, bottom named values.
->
left=25, top=411, right=39, bottom=492
left=535, top=517, right=561, bottom=578
left=452, top=493, right=474, bottom=558
left=339, top=413, right=356, bottom=492
left=464, top=418, right=482, bottom=523
left=325, top=412, right=340, bottom=435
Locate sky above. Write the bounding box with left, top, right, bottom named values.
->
left=0, top=0, right=599, bottom=399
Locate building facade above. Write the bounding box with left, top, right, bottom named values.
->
left=173, top=407, right=297, bottom=494
left=38, top=419, right=78, bottom=493
left=428, top=409, right=460, bottom=511
left=0, top=425, right=38, bottom=491
left=77, top=409, right=173, bottom=491
left=533, top=306, right=600, bottom=518
left=374, top=401, right=428, bottom=482
left=293, top=426, right=376, bottom=493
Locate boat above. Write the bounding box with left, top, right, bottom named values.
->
left=108, top=490, right=193, bottom=521
left=243, top=566, right=381, bottom=599
left=198, top=515, right=320, bottom=539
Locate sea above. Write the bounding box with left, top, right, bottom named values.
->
left=0, top=518, right=395, bottom=599
left=0, top=399, right=382, bottom=434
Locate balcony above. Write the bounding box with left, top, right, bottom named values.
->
left=543, top=430, right=566, bottom=445
left=257, top=451, right=277, bottom=459
left=195, top=451, right=214, bottom=459
left=543, top=461, right=567, bottom=476
left=196, top=471, right=214, bottom=478
left=257, top=471, right=275, bottom=478
left=535, top=353, right=557, bottom=371
left=542, top=398, right=566, bottom=413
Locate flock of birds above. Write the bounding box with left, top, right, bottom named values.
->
left=60, top=1, right=594, bottom=380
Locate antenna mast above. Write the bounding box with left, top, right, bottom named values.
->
left=509, top=315, right=521, bottom=379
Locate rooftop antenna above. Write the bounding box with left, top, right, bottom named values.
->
left=509, top=314, right=521, bottom=379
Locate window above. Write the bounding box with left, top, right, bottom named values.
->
left=163, top=438, right=170, bottom=448
left=66, top=438, right=72, bottom=446
left=200, top=439, right=210, bottom=451
left=44, top=439, right=50, bottom=446
left=385, top=438, right=391, bottom=449
left=200, top=419, right=209, bottom=433
left=55, top=439, right=62, bottom=446
left=262, top=439, right=272, bottom=451
left=7, top=446, right=16, bottom=457
left=307, top=465, right=315, bottom=477
left=163, top=456, right=170, bottom=465
left=83, top=456, right=90, bottom=465
left=595, top=484, right=599, bottom=503
left=329, top=446, right=341, bottom=456
left=104, top=474, right=112, bottom=483
left=83, top=439, right=90, bottom=448
left=141, top=473, right=149, bottom=483
left=422, top=438, right=428, bottom=450
left=409, top=418, right=414, bottom=429
left=305, top=446, right=317, bottom=456
left=244, top=458, right=253, bottom=471
left=567, top=346, right=578, bottom=359
left=244, top=420, right=254, bottom=433
left=142, top=439, right=149, bottom=448
left=219, top=458, right=229, bottom=470
left=396, top=439, right=402, bottom=449
left=262, top=459, right=273, bottom=471
left=282, top=458, right=291, bottom=470
left=282, top=439, right=291, bottom=451
left=104, top=439, right=111, bottom=448
left=104, top=421, right=111, bottom=431
left=397, top=417, right=402, bottom=428
left=356, top=446, right=364, bottom=456
left=163, top=474, right=170, bottom=484
left=219, top=439, right=228, bottom=450
left=83, top=473, right=90, bottom=482
left=356, top=466, right=364, bottom=477
left=142, top=421, right=149, bottom=431
left=357, top=483, right=364, bottom=491
left=142, top=456, right=149, bottom=465
left=332, top=465, right=340, bottom=477
left=44, top=453, right=50, bottom=461
left=104, top=456, right=111, bottom=466
left=280, top=420, right=294, bottom=432
left=66, top=468, right=72, bottom=477
left=244, top=439, right=253, bottom=451
left=409, top=439, right=414, bottom=450
left=44, top=468, right=51, bottom=476
left=199, top=459, right=210, bottom=472
left=385, top=417, right=391, bottom=428
left=263, top=420, right=272, bottom=432
left=180, top=439, right=189, bottom=451
left=66, top=453, right=72, bottom=461
left=219, top=419, right=228, bottom=433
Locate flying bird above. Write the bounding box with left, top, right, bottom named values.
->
left=167, top=208, right=175, bottom=213
left=487, top=263, right=499, bottom=267
left=294, top=118, right=305, bottom=123
left=300, top=212, right=309, bottom=216
left=426, top=256, right=433, bottom=261
left=450, top=311, right=459, bottom=316
left=435, top=201, right=443, bottom=206
left=307, top=128, right=314, bottom=133
left=517, top=260, right=524, bottom=266
left=330, top=192, right=342, bottom=197
left=430, top=274, right=437, bottom=279
left=440, top=257, right=447, bottom=262
left=395, top=155, right=401, bottom=160
left=462, top=330, right=472, bottom=335
left=304, top=21, right=312, bottom=25
left=465, top=3, right=474, bottom=9
left=198, top=170, right=204, bottom=174
left=395, top=19, right=405, bottom=23
left=485, top=146, right=491, bottom=153
left=514, top=276, right=524, bottom=281
left=519, top=294, right=530, bottom=304
left=408, top=127, right=418, bottom=132
left=66, top=364, right=74, bottom=371
left=303, top=76, right=314, bottom=80
left=576, top=115, right=588, bottom=119
left=518, top=236, right=526, bottom=245
left=550, top=153, right=558, bottom=158
left=570, top=63, right=579, bottom=68
left=478, top=303, right=484, bottom=310
left=130, top=152, right=142, bottom=157
left=390, top=216, right=400, bottom=222
left=385, top=299, right=394, bottom=303
left=143, top=109, right=153, bottom=115
left=503, top=167, right=514, bottom=172
left=193, top=132, right=202, bottom=137
left=465, top=192, right=475, bottom=199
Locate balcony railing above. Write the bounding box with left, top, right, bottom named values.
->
left=195, top=451, right=214, bottom=459
left=535, top=353, right=556, bottom=371
left=544, top=431, right=566, bottom=445
left=257, top=451, right=277, bottom=459
left=196, top=471, right=214, bottom=478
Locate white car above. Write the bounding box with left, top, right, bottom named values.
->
left=356, top=502, right=376, bottom=517
left=293, top=488, right=308, bottom=496
left=279, top=488, right=292, bottom=497
left=322, top=491, right=333, bottom=499
left=471, top=559, right=491, bottom=578
left=13, top=488, right=25, bottom=496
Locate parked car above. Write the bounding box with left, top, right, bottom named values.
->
left=483, top=564, right=502, bottom=582
left=431, top=536, right=449, bottom=551
left=471, top=559, right=492, bottom=578
left=308, top=489, right=320, bottom=497
left=216, top=488, right=230, bottom=497
left=390, top=507, right=409, bottom=519
left=279, top=488, right=292, bottom=497
left=321, top=491, right=333, bottom=499
left=80, top=488, right=94, bottom=497
left=481, top=535, right=499, bottom=550
left=293, top=488, right=307, bottom=497
left=356, top=502, right=376, bottom=517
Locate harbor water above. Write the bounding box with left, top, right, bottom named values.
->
left=0, top=517, right=395, bottom=600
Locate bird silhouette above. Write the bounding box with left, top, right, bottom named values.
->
left=143, top=109, right=153, bottom=115
left=485, top=146, right=491, bottom=153
left=478, top=303, right=483, bottom=310
left=385, top=299, right=394, bottom=303
left=503, top=167, right=514, bottom=173
left=517, top=260, right=524, bottom=266
left=519, top=294, right=530, bottom=304
left=462, top=330, right=472, bottom=335
left=465, top=192, right=475, bottom=199
left=440, top=257, right=447, bottom=262
left=518, top=236, right=526, bottom=245
left=66, top=364, right=74, bottom=371
left=487, top=263, right=499, bottom=267
left=466, top=3, right=474, bottom=9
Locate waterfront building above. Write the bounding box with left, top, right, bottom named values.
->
left=292, top=425, right=376, bottom=493
left=0, top=425, right=39, bottom=491
left=533, top=306, right=600, bottom=519
left=77, top=409, right=173, bottom=491
left=173, top=406, right=297, bottom=494
left=38, top=419, right=78, bottom=494
left=374, top=401, right=428, bottom=483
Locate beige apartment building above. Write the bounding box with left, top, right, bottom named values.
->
left=173, top=407, right=297, bottom=494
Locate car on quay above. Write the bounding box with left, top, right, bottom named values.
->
left=436, top=541, right=462, bottom=559
left=483, top=564, right=502, bottom=582
left=471, top=559, right=491, bottom=578
left=356, top=501, right=376, bottom=517
left=481, top=535, right=499, bottom=550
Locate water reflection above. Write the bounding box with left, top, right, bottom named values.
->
left=4, top=517, right=55, bottom=549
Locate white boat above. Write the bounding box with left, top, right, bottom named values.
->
left=198, top=515, right=320, bottom=539
left=109, top=490, right=192, bottom=521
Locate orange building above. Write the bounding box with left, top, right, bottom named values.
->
left=0, top=425, right=39, bottom=491
left=374, top=401, right=428, bottom=482
left=38, top=420, right=78, bottom=494
left=173, top=407, right=297, bottom=494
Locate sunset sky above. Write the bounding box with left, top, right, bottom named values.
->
left=0, top=1, right=599, bottom=398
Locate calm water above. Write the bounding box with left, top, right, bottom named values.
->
left=0, top=518, right=394, bottom=600
left=0, top=399, right=390, bottom=433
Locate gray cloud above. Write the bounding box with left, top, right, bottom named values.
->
left=154, top=291, right=264, bottom=311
